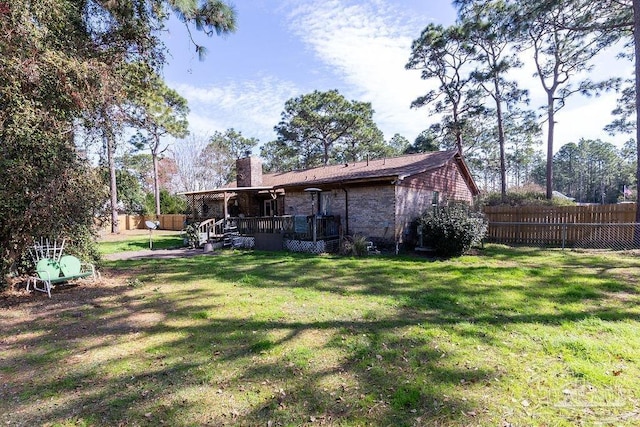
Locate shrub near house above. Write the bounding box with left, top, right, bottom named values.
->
left=419, top=203, right=488, bottom=257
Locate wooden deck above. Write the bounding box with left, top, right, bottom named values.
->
left=195, top=215, right=341, bottom=243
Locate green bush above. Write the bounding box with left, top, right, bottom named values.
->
left=101, top=168, right=146, bottom=214
left=144, top=189, right=187, bottom=214
left=183, top=222, right=200, bottom=248
left=419, top=203, right=487, bottom=257
left=1, top=143, right=105, bottom=290
left=480, top=185, right=576, bottom=207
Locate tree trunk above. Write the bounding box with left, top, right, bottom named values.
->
left=494, top=79, right=507, bottom=202
left=153, top=145, right=161, bottom=216
left=546, top=93, right=555, bottom=200
left=633, top=0, right=640, bottom=243
left=323, top=141, right=330, bottom=166
left=452, top=106, right=463, bottom=154
left=106, top=132, right=119, bottom=234
left=635, top=0, right=640, bottom=219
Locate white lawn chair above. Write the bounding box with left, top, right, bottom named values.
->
left=28, top=237, right=65, bottom=263
left=27, top=255, right=96, bottom=298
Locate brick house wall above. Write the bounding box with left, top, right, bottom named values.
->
left=281, top=161, right=474, bottom=245
left=284, top=192, right=315, bottom=216
left=395, top=184, right=434, bottom=244
left=284, top=190, right=346, bottom=217
left=399, top=162, right=474, bottom=203
left=283, top=186, right=395, bottom=243
left=347, top=185, right=396, bottom=242
left=395, top=162, right=475, bottom=244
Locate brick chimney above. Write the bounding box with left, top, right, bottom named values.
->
left=236, top=155, right=263, bottom=187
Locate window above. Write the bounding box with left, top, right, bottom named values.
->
left=432, top=191, right=439, bottom=207
left=264, top=199, right=277, bottom=216
left=320, top=192, right=331, bottom=215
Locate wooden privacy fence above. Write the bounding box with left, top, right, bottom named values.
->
left=483, top=204, right=637, bottom=248
left=155, top=214, right=187, bottom=230
left=101, top=214, right=187, bottom=231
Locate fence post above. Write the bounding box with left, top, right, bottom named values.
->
left=561, top=224, right=567, bottom=250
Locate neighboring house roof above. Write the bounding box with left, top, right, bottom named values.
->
left=552, top=191, right=575, bottom=201
left=181, top=150, right=479, bottom=196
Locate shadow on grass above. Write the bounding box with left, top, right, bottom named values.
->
left=2, top=245, right=639, bottom=426
left=2, top=289, right=481, bottom=426
left=148, top=248, right=640, bottom=318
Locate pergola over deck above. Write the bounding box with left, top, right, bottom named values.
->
left=184, top=186, right=284, bottom=221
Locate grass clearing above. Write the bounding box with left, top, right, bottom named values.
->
left=1, top=245, right=640, bottom=425
left=97, top=231, right=184, bottom=255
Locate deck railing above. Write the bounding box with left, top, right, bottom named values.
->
left=229, top=215, right=340, bottom=240
left=197, top=218, right=225, bottom=240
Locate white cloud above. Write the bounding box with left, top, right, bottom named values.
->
left=167, top=0, right=631, bottom=157
left=546, top=91, right=626, bottom=147
left=285, top=0, right=439, bottom=141
left=171, top=76, right=301, bottom=143
left=286, top=0, right=632, bottom=149
left=502, top=41, right=631, bottom=150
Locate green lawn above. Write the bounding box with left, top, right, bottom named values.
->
left=2, top=245, right=639, bottom=426
left=97, top=232, right=185, bottom=254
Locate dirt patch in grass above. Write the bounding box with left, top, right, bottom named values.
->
left=2, top=247, right=640, bottom=426
left=1, top=276, right=125, bottom=320
left=0, top=277, right=126, bottom=392
left=1, top=275, right=114, bottom=308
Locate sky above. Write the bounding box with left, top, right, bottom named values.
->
left=160, top=0, right=633, bottom=155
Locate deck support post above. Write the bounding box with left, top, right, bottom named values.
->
left=223, top=192, right=230, bottom=228
left=312, top=215, right=317, bottom=243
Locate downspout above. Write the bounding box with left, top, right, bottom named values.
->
left=393, top=179, right=399, bottom=254
left=394, top=176, right=408, bottom=255
left=342, top=187, right=349, bottom=236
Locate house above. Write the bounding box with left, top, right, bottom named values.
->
left=182, top=149, right=479, bottom=252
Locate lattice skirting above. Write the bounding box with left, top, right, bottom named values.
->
left=232, top=236, right=255, bottom=249
left=284, top=238, right=340, bottom=254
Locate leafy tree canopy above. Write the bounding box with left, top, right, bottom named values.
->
left=144, top=189, right=187, bottom=215
left=404, top=129, right=441, bottom=154
left=101, top=167, right=146, bottom=215
left=126, top=62, right=190, bottom=215
left=262, top=90, right=385, bottom=172
left=203, top=128, right=260, bottom=185
left=406, top=23, right=485, bottom=153
left=387, top=133, right=411, bottom=154
left=0, top=0, right=236, bottom=287
left=548, top=138, right=631, bottom=204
